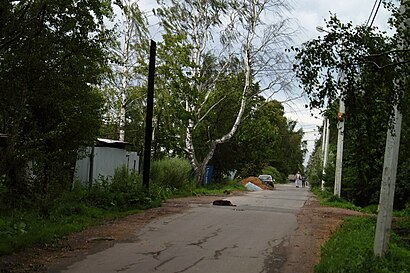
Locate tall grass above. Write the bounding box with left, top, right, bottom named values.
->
left=312, top=188, right=362, bottom=211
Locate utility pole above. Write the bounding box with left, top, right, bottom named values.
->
left=374, top=106, right=402, bottom=257
left=374, top=0, right=406, bottom=257
left=142, top=40, right=157, bottom=190
left=321, top=117, right=330, bottom=191
left=317, top=26, right=346, bottom=196
left=334, top=98, right=345, bottom=197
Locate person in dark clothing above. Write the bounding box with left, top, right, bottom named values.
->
left=301, top=176, right=307, bottom=188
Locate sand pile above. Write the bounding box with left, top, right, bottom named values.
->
left=239, top=176, right=274, bottom=190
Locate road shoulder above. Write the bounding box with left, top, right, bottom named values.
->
left=279, top=192, right=364, bottom=273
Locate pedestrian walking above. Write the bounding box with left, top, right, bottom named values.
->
left=295, top=171, right=301, bottom=188
left=302, top=176, right=307, bottom=188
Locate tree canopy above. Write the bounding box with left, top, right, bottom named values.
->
left=296, top=11, right=410, bottom=209
left=0, top=0, right=114, bottom=202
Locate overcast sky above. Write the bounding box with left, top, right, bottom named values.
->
left=278, top=0, right=393, bottom=165
left=136, top=0, right=395, bottom=165
left=285, top=0, right=393, bottom=165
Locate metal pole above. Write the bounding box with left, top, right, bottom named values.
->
left=374, top=0, right=406, bottom=257
left=88, top=145, right=95, bottom=192
left=334, top=99, right=345, bottom=197
left=143, top=40, right=157, bottom=190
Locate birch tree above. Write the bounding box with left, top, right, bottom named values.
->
left=156, top=0, right=294, bottom=186
left=102, top=0, right=149, bottom=141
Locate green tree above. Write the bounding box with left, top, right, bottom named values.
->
left=100, top=0, right=149, bottom=142
left=0, top=0, right=114, bottom=203
left=210, top=99, right=306, bottom=181
left=296, top=13, right=410, bottom=209
left=155, top=0, right=295, bottom=186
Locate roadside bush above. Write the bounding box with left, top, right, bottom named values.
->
left=150, top=158, right=193, bottom=190
left=396, top=159, right=410, bottom=210
left=0, top=158, right=242, bottom=256
left=87, top=166, right=157, bottom=210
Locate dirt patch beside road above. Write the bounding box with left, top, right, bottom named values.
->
left=0, top=191, right=362, bottom=273
left=279, top=192, right=364, bottom=273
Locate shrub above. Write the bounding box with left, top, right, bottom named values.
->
left=86, top=167, right=154, bottom=210
left=150, top=158, right=193, bottom=189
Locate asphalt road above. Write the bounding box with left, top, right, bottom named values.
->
left=51, top=184, right=309, bottom=273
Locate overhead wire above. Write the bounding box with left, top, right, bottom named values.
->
left=369, top=0, right=382, bottom=27
left=366, top=0, right=379, bottom=26
left=366, top=0, right=382, bottom=27
left=304, top=1, right=384, bottom=164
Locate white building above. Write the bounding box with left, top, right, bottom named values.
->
left=74, top=138, right=139, bottom=185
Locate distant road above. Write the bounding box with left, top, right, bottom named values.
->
left=51, top=184, right=310, bottom=273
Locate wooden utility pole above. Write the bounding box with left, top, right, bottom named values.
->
left=142, top=40, right=157, bottom=190
left=374, top=0, right=406, bottom=257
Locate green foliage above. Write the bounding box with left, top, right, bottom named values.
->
left=0, top=189, right=124, bottom=256
left=293, top=14, right=395, bottom=110
left=0, top=0, right=114, bottom=203
left=305, top=142, right=323, bottom=189
left=150, top=158, right=193, bottom=189
left=315, top=216, right=410, bottom=273
left=152, top=0, right=296, bottom=186
left=0, top=158, right=243, bottom=256
left=301, top=13, right=410, bottom=209
left=211, top=100, right=306, bottom=181
left=396, top=157, right=410, bottom=210
left=88, top=167, right=158, bottom=210
left=312, top=188, right=362, bottom=211
left=262, top=166, right=283, bottom=183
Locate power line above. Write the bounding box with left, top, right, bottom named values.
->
left=366, top=0, right=382, bottom=27
left=370, top=0, right=382, bottom=27
left=366, top=0, right=378, bottom=26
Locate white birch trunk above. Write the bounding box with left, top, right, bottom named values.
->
left=168, top=0, right=291, bottom=186
left=119, top=15, right=130, bottom=142
left=186, top=1, right=257, bottom=186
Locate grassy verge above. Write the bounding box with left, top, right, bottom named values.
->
left=0, top=206, right=135, bottom=256
left=311, top=188, right=410, bottom=273
left=315, top=216, right=410, bottom=273
left=311, top=188, right=363, bottom=211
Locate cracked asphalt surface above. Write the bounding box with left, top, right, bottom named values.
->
left=48, top=184, right=310, bottom=273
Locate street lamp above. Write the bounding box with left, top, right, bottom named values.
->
left=316, top=26, right=328, bottom=33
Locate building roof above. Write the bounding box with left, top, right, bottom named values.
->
left=96, top=138, right=131, bottom=149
